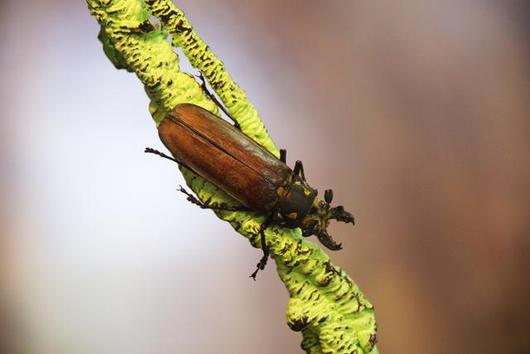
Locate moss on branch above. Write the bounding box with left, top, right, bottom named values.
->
left=86, top=1, right=378, bottom=352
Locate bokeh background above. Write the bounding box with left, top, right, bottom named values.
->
left=1, top=1, right=529, bottom=353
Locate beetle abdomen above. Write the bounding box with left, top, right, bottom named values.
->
left=158, top=104, right=292, bottom=211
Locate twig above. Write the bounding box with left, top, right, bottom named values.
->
left=86, top=1, right=378, bottom=352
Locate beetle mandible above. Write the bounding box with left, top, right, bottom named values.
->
left=146, top=100, right=354, bottom=279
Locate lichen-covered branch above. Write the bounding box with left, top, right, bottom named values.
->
left=86, top=1, right=378, bottom=353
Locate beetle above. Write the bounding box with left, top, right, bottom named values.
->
left=146, top=102, right=354, bottom=279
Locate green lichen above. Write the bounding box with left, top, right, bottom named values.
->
left=87, top=1, right=378, bottom=353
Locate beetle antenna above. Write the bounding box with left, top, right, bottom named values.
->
left=145, top=147, right=180, bottom=164
left=177, top=185, right=252, bottom=212
left=146, top=147, right=203, bottom=177
left=177, top=185, right=206, bottom=208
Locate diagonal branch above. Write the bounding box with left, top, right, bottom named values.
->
left=86, top=1, right=378, bottom=353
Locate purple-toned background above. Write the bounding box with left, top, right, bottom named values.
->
left=1, top=1, right=529, bottom=353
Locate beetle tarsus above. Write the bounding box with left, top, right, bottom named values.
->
left=250, top=252, right=269, bottom=281
left=280, top=149, right=287, bottom=163
left=249, top=217, right=272, bottom=280
left=249, top=268, right=259, bottom=281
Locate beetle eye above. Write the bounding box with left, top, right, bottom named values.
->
left=324, top=189, right=333, bottom=204
left=302, top=228, right=314, bottom=236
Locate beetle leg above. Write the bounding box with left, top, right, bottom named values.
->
left=250, top=216, right=272, bottom=280
left=196, top=72, right=240, bottom=129
left=177, top=185, right=251, bottom=212
left=293, top=160, right=306, bottom=181
left=280, top=149, right=287, bottom=163
left=317, top=230, right=342, bottom=251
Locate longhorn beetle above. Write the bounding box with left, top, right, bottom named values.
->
left=146, top=80, right=354, bottom=279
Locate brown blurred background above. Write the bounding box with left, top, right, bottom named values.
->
left=1, top=1, right=529, bottom=353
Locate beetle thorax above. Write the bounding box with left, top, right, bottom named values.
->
left=274, top=178, right=317, bottom=227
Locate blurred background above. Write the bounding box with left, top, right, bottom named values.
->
left=1, top=0, right=529, bottom=353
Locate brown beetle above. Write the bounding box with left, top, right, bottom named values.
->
left=146, top=103, right=354, bottom=279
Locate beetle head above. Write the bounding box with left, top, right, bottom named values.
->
left=300, top=190, right=354, bottom=250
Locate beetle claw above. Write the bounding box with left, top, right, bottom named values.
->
left=249, top=252, right=269, bottom=281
